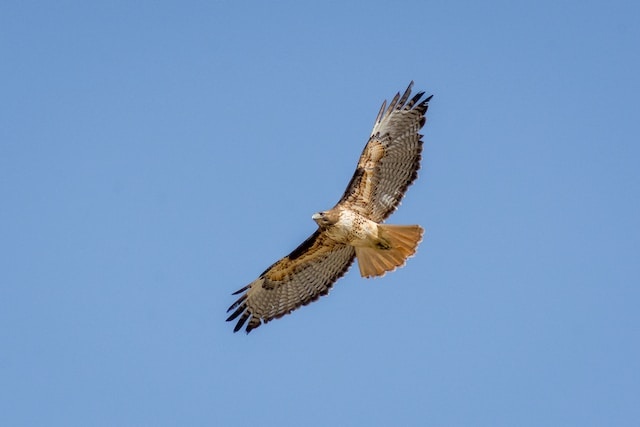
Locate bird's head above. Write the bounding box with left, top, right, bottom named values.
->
left=312, top=210, right=339, bottom=228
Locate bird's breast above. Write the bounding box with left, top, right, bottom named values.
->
left=324, top=210, right=379, bottom=246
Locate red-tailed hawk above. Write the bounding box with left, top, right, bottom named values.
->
left=227, top=82, right=433, bottom=333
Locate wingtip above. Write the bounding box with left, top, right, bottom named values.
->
left=231, top=284, right=250, bottom=295
left=233, top=321, right=244, bottom=333
left=230, top=311, right=251, bottom=333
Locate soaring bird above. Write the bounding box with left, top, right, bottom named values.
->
left=227, top=82, right=433, bottom=333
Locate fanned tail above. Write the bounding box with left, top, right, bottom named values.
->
left=355, top=224, right=424, bottom=278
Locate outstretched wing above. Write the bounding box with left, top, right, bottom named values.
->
left=226, top=231, right=355, bottom=333
left=337, top=82, right=432, bottom=222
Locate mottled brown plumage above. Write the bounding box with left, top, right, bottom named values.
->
left=227, top=82, right=433, bottom=333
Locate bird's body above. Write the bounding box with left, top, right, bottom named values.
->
left=312, top=209, right=379, bottom=246
left=312, top=208, right=423, bottom=278
left=227, top=82, right=433, bottom=333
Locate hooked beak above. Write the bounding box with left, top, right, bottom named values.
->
left=311, top=213, right=322, bottom=221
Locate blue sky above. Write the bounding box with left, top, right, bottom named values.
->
left=2, top=1, right=639, bottom=425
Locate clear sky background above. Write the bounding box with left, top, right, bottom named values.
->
left=2, top=1, right=639, bottom=426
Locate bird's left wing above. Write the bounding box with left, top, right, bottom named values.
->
left=337, top=82, right=432, bottom=222
left=226, top=231, right=355, bottom=333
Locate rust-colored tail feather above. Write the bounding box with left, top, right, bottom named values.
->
left=355, top=224, right=424, bottom=278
